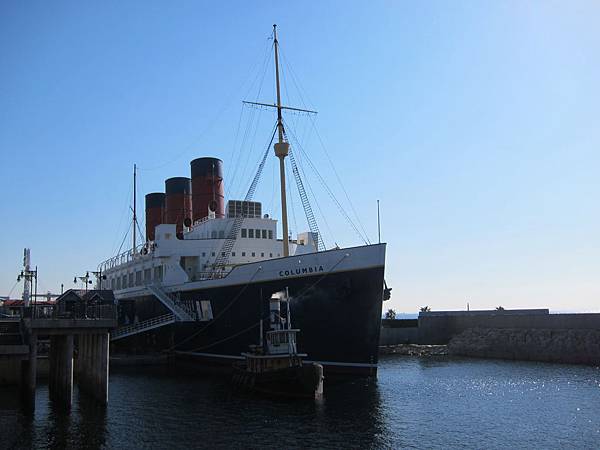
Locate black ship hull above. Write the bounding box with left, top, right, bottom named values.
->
left=112, top=246, right=386, bottom=376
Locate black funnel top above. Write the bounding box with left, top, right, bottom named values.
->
left=191, top=157, right=223, bottom=178
left=165, top=177, right=191, bottom=194
left=145, top=192, right=165, bottom=208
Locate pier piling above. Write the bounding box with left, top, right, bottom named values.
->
left=48, top=334, right=74, bottom=409
left=17, top=305, right=116, bottom=412
left=20, top=333, right=37, bottom=411
left=77, top=333, right=109, bottom=405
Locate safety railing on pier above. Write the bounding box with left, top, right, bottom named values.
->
left=23, top=304, right=117, bottom=320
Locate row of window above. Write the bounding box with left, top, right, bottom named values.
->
left=111, top=266, right=163, bottom=290
left=200, top=251, right=280, bottom=259
left=205, top=228, right=273, bottom=240
left=241, top=228, right=273, bottom=239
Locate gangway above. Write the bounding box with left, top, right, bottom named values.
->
left=146, top=284, right=196, bottom=322
left=111, top=314, right=176, bottom=341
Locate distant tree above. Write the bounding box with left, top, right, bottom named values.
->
left=420, top=306, right=431, bottom=313
left=495, top=306, right=505, bottom=311
left=384, top=309, right=396, bottom=320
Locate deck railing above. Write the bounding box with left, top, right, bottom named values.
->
left=23, top=304, right=117, bottom=320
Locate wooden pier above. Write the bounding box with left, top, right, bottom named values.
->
left=18, top=304, right=117, bottom=411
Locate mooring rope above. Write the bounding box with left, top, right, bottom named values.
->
left=168, top=251, right=350, bottom=353
left=166, top=266, right=263, bottom=351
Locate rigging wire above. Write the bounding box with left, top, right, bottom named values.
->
left=109, top=181, right=133, bottom=257
left=167, top=266, right=263, bottom=350
left=226, top=40, right=274, bottom=197
left=134, top=171, right=146, bottom=244
left=309, top=117, right=372, bottom=244
left=211, top=124, right=278, bottom=271
left=138, top=37, right=274, bottom=173
left=224, top=103, right=245, bottom=200
left=284, top=121, right=369, bottom=245
left=115, top=226, right=131, bottom=257
left=229, top=106, right=256, bottom=198
left=6, top=280, right=19, bottom=298
left=264, top=156, right=276, bottom=214
left=285, top=157, right=298, bottom=239
left=242, top=122, right=278, bottom=201
left=286, top=125, right=334, bottom=248
left=133, top=209, right=146, bottom=244
left=239, top=102, right=266, bottom=198
left=284, top=134, right=327, bottom=251
left=231, top=41, right=275, bottom=199
left=269, top=157, right=280, bottom=220
left=185, top=317, right=265, bottom=353
left=280, top=48, right=373, bottom=244
left=178, top=251, right=350, bottom=354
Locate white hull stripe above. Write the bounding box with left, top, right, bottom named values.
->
left=175, top=351, right=378, bottom=368
left=113, top=243, right=386, bottom=300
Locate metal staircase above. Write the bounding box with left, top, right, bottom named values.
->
left=212, top=127, right=276, bottom=275
left=110, top=284, right=196, bottom=341
left=147, top=284, right=196, bottom=322
left=111, top=314, right=175, bottom=341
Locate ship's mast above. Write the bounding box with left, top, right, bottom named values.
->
left=242, top=25, right=317, bottom=257
left=132, top=163, right=137, bottom=254
left=273, top=24, right=290, bottom=257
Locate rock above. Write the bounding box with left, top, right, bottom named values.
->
left=448, top=328, right=600, bottom=365
left=379, top=344, right=448, bottom=356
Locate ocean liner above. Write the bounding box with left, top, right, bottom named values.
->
left=99, top=26, right=388, bottom=375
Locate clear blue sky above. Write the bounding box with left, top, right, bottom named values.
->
left=1, top=1, right=598, bottom=312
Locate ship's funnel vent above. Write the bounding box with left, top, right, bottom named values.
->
left=191, top=157, right=224, bottom=222
left=165, top=177, right=192, bottom=237
left=145, top=193, right=165, bottom=242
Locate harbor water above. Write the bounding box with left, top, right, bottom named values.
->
left=2, top=355, right=600, bottom=449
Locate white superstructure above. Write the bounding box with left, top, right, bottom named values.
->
left=99, top=200, right=318, bottom=292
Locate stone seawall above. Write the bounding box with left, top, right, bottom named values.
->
left=448, top=328, right=600, bottom=365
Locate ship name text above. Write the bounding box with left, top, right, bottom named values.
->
left=279, top=265, right=325, bottom=277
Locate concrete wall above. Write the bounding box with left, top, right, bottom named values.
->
left=381, top=319, right=418, bottom=328
left=449, top=327, right=600, bottom=365
left=418, top=310, right=600, bottom=344
left=380, top=327, right=418, bottom=345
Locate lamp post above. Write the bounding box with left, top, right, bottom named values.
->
left=74, top=271, right=92, bottom=293
left=74, top=272, right=93, bottom=318
left=90, top=269, right=106, bottom=290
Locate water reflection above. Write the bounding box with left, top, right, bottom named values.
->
left=2, top=358, right=600, bottom=448
left=73, top=391, right=108, bottom=449
left=44, top=400, right=73, bottom=450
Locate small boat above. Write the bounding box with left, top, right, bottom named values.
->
left=232, top=289, right=324, bottom=399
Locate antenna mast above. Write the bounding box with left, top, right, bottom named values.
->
left=133, top=163, right=137, bottom=254
left=273, top=24, right=290, bottom=257
left=377, top=200, right=381, bottom=244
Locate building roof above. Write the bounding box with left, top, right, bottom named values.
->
left=55, top=289, right=115, bottom=304
left=1, top=299, right=56, bottom=307
left=3, top=300, right=24, bottom=307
